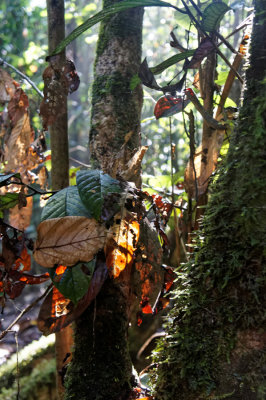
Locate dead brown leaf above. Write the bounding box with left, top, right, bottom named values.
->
left=34, top=216, right=106, bottom=268
left=0, top=68, right=17, bottom=103
left=9, top=195, right=33, bottom=231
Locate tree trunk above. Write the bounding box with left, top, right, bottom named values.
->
left=64, top=2, right=144, bottom=399
left=46, top=2, right=73, bottom=399
left=154, top=1, right=266, bottom=399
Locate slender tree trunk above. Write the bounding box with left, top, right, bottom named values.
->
left=46, top=2, right=73, bottom=399
left=154, top=1, right=266, bottom=399
left=64, top=2, right=144, bottom=400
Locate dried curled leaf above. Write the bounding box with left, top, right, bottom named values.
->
left=105, top=213, right=140, bottom=278
left=0, top=68, right=17, bottom=103
left=34, top=216, right=106, bottom=268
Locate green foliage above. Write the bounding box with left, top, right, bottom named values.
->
left=0, top=193, right=19, bottom=216
left=202, top=2, right=231, bottom=32
left=76, top=169, right=122, bottom=221
left=49, top=261, right=95, bottom=304
left=51, top=0, right=177, bottom=56
left=41, top=186, right=92, bottom=221
left=150, top=50, right=195, bottom=75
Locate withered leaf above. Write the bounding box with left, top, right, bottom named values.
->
left=105, top=213, right=140, bottom=278
left=0, top=68, right=17, bottom=103
left=9, top=195, right=33, bottom=231
left=34, top=216, right=106, bottom=268
left=185, top=38, right=215, bottom=69
left=8, top=88, right=29, bottom=125
left=138, top=58, right=161, bottom=90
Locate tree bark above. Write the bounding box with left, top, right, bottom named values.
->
left=64, top=2, right=144, bottom=399
left=154, top=1, right=266, bottom=399
left=46, top=2, right=72, bottom=399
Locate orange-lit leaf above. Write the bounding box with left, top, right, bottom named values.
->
left=14, top=246, right=31, bottom=271
left=105, top=215, right=140, bottom=278
left=9, top=270, right=50, bottom=284
left=38, top=260, right=108, bottom=335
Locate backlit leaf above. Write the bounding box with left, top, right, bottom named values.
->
left=34, top=216, right=106, bottom=267
left=49, top=261, right=95, bottom=304
left=150, top=50, right=194, bottom=75
left=14, top=246, right=31, bottom=271
left=105, top=214, right=140, bottom=278
left=9, top=195, right=33, bottom=231
left=154, top=94, right=191, bottom=119
left=202, top=2, right=231, bottom=32
left=38, top=260, right=108, bottom=335
left=76, top=169, right=122, bottom=221
left=0, top=193, right=19, bottom=210
left=41, top=186, right=92, bottom=221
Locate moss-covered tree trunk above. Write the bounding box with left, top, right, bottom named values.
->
left=154, top=1, right=266, bottom=399
left=64, top=2, right=144, bottom=400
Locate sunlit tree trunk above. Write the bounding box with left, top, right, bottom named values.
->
left=64, top=2, right=144, bottom=399
left=154, top=0, right=266, bottom=399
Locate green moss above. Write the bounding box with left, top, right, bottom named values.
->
left=0, top=335, right=56, bottom=400
left=0, top=335, right=55, bottom=390
left=152, top=40, right=266, bottom=400
left=0, top=358, right=56, bottom=400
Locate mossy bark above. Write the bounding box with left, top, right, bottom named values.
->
left=153, top=1, right=266, bottom=399
left=64, top=2, right=144, bottom=400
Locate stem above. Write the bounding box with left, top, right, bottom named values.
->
left=0, top=284, right=53, bottom=341
left=0, top=57, right=44, bottom=98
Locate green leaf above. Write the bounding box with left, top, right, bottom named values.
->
left=76, top=170, right=122, bottom=221
left=41, top=186, right=92, bottom=221
left=50, top=0, right=176, bottom=56
left=202, top=2, right=231, bottom=32
left=150, top=50, right=195, bottom=75
left=0, top=173, right=20, bottom=187
left=215, top=71, right=229, bottom=86
left=49, top=261, right=95, bottom=304
left=0, top=193, right=20, bottom=210
left=130, top=74, right=141, bottom=90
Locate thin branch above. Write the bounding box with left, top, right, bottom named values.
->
left=0, top=57, right=44, bottom=99
left=180, top=0, right=243, bottom=84
left=0, top=284, right=53, bottom=341
left=69, top=157, right=91, bottom=168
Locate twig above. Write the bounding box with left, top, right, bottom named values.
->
left=0, top=284, right=53, bottom=341
left=69, top=157, right=91, bottom=168
left=180, top=0, right=243, bottom=84
left=15, top=332, right=20, bottom=400
left=0, top=57, right=44, bottom=99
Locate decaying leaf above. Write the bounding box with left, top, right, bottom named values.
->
left=0, top=68, right=17, bottom=103
left=185, top=38, right=215, bottom=69
left=9, top=195, right=33, bottom=231
left=34, top=216, right=106, bottom=267
left=133, top=219, right=164, bottom=317
left=38, top=259, right=108, bottom=335
left=154, top=94, right=191, bottom=119
left=105, top=213, right=140, bottom=278
left=40, top=58, right=80, bottom=130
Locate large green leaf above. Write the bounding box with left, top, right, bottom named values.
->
left=76, top=170, right=122, bottom=221
left=150, top=50, right=195, bottom=75
left=41, top=186, right=91, bottom=221
left=49, top=261, right=95, bottom=304
left=202, top=2, right=231, bottom=32
left=50, top=0, right=177, bottom=56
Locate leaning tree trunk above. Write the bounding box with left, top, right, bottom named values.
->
left=64, top=2, right=144, bottom=400
left=153, top=1, right=266, bottom=399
